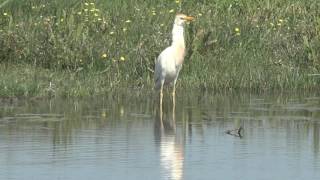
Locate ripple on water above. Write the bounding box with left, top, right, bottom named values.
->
left=0, top=93, right=320, bottom=180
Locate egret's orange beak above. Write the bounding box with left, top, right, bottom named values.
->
left=183, top=16, right=195, bottom=21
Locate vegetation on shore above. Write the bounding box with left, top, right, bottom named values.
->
left=0, top=0, right=319, bottom=97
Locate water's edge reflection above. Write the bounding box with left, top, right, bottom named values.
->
left=0, top=91, right=320, bottom=180
left=155, top=94, right=184, bottom=180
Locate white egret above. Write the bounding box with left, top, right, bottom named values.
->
left=154, top=14, right=195, bottom=105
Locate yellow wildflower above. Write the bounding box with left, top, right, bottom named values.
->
left=234, top=27, right=240, bottom=32
left=123, top=28, right=127, bottom=32
left=84, top=2, right=89, bottom=6
left=90, top=2, right=94, bottom=5
left=198, top=13, right=203, bottom=16
left=175, top=0, right=180, bottom=3
left=169, top=9, right=174, bottom=13
left=279, top=19, right=283, bottom=23
left=3, top=12, right=8, bottom=16
left=77, top=11, right=82, bottom=15
left=60, top=18, right=64, bottom=22
left=97, top=18, right=102, bottom=21
left=110, top=31, right=114, bottom=35
left=125, top=20, right=132, bottom=23
left=102, top=53, right=107, bottom=58
left=84, top=9, right=88, bottom=12
left=94, top=13, right=99, bottom=17
left=120, top=56, right=125, bottom=61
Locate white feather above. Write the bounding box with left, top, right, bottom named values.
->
left=154, top=14, right=192, bottom=91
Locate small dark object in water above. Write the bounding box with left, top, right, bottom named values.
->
left=225, top=126, right=243, bottom=138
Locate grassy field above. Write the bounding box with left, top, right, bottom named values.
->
left=0, top=0, right=320, bottom=97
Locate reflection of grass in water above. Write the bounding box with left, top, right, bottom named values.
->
left=4, top=113, right=65, bottom=123
left=0, top=94, right=155, bottom=144
left=0, top=91, right=319, bottom=148
left=0, top=0, right=320, bottom=97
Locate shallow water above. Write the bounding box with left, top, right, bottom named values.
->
left=0, top=91, right=320, bottom=180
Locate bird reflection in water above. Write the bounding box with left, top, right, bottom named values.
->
left=154, top=95, right=184, bottom=180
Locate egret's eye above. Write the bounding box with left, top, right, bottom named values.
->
left=180, top=17, right=184, bottom=20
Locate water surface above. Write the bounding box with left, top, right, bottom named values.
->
left=0, top=91, right=320, bottom=180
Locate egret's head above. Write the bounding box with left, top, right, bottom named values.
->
left=174, top=14, right=195, bottom=26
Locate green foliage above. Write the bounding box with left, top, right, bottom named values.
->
left=0, top=0, right=319, bottom=96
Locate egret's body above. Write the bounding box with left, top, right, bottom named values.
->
left=154, top=14, right=194, bottom=105
left=154, top=45, right=184, bottom=89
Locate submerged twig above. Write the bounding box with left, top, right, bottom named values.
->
left=225, top=126, right=243, bottom=138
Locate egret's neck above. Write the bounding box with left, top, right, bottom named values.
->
left=171, top=24, right=185, bottom=48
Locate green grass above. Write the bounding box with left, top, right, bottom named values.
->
left=0, top=63, right=139, bottom=97
left=0, top=0, right=320, bottom=97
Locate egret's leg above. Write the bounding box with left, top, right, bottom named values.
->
left=172, top=83, right=176, bottom=98
left=159, top=80, right=164, bottom=128
left=172, top=77, right=178, bottom=98
left=171, top=81, right=176, bottom=133
left=160, top=80, right=164, bottom=107
left=172, top=91, right=176, bottom=131
left=172, top=82, right=176, bottom=113
left=172, top=69, right=180, bottom=98
left=159, top=101, right=163, bottom=129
